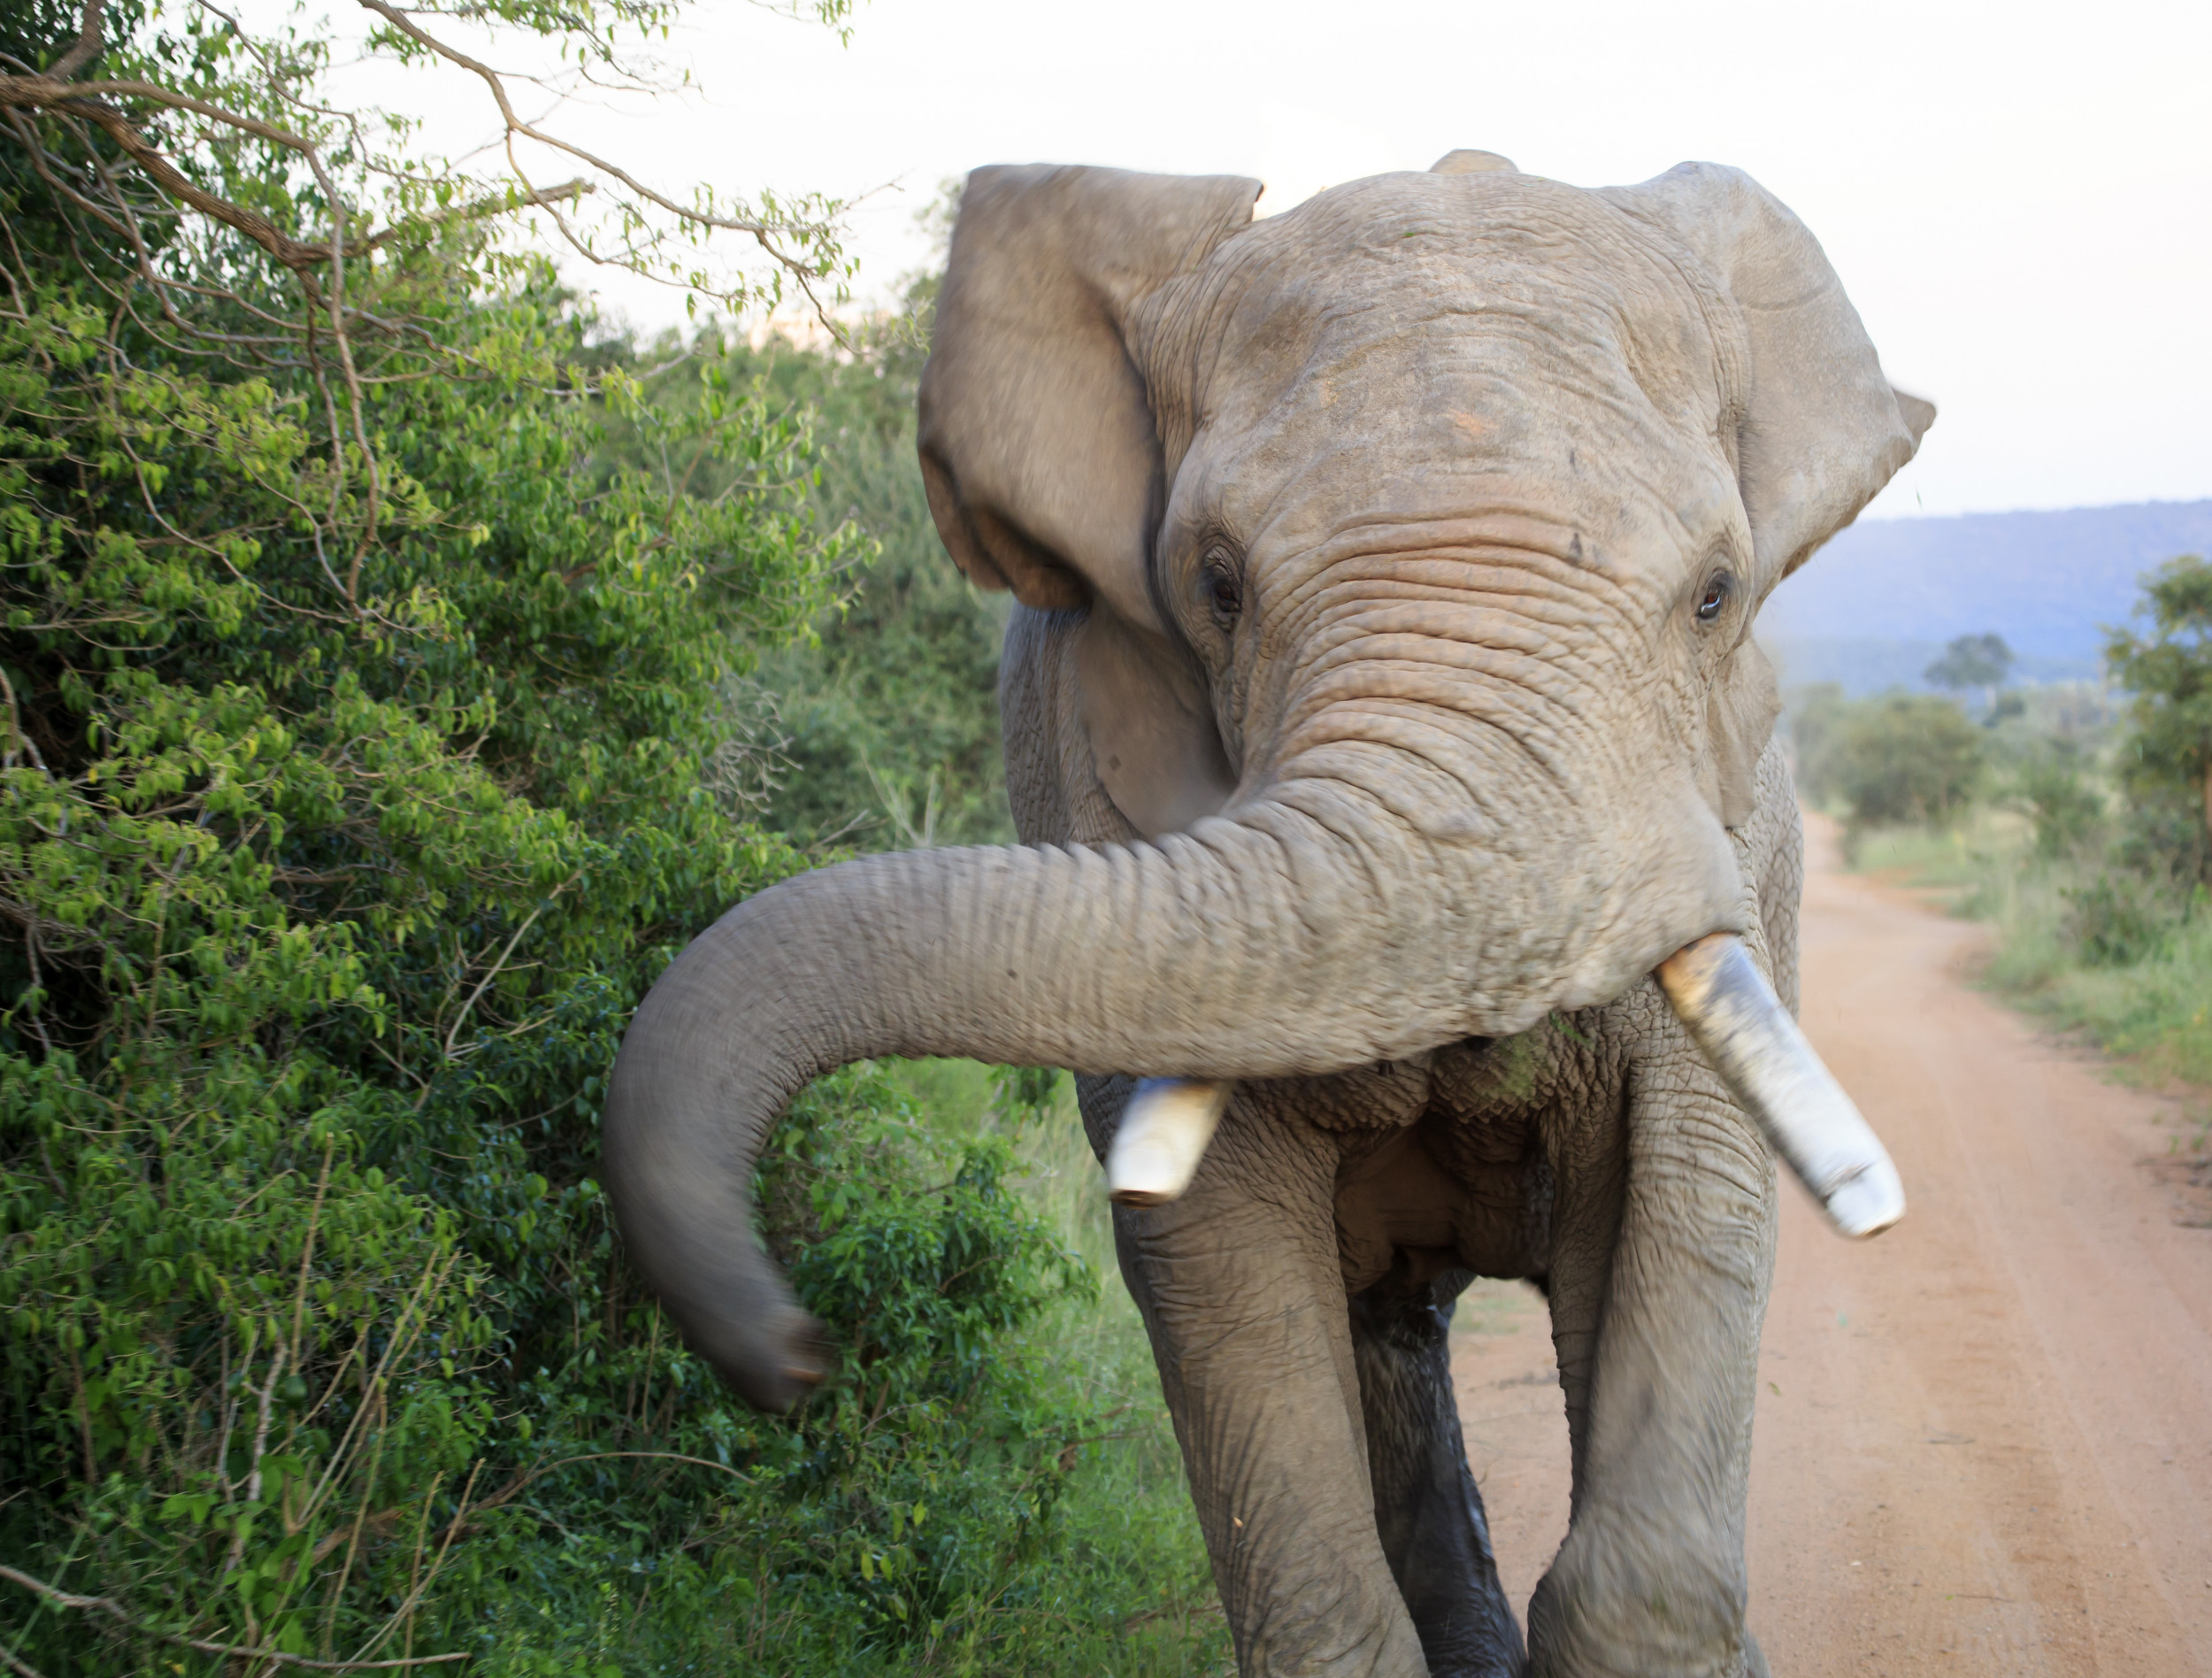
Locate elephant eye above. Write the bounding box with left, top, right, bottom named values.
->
left=1202, top=558, right=1244, bottom=623
left=1695, top=572, right=1732, bottom=623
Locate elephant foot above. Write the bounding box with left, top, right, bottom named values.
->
left=1400, top=1595, right=1524, bottom=1678
left=1524, top=1526, right=1761, bottom=1678
left=1424, top=1639, right=1526, bottom=1678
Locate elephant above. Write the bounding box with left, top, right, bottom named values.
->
left=603, top=149, right=1933, bottom=1677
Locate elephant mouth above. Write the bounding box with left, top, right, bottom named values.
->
left=1108, top=931, right=1905, bottom=1239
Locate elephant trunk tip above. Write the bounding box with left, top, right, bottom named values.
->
left=691, top=1300, right=832, bottom=1412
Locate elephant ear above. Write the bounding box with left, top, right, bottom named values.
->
left=919, top=165, right=1260, bottom=837
left=1601, top=163, right=1934, bottom=826
left=1599, top=162, right=1935, bottom=591
left=919, top=164, right=1261, bottom=628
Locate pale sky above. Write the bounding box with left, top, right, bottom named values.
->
left=342, top=0, right=2211, bottom=520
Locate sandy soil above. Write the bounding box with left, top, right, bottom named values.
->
left=1450, top=813, right=2212, bottom=1674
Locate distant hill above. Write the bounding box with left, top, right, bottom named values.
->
left=1760, top=499, right=2212, bottom=695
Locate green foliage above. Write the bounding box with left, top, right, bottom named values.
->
left=590, top=267, right=1012, bottom=855
left=1830, top=693, right=1985, bottom=834
left=2106, top=553, right=2212, bottom=874
left=732, top=311, right=1013, bottom=852
left=1838, top=559, right=2212, bottom=1090
left=1784, top=681, right=1847, bottom=808
left=2011, top=742, right=2107, bottom=859
left=483, top=1061, right=1109, bottom=1675
left=0, top=12, right=1208, bottom=1675
left=2060, top=871, right=2180, bottom=968
left=1903, top=810, right=2212, bottom=1087
left=0, top=242, right=833, bottom=1666
left=2113, top=783, right=2211, bottom=888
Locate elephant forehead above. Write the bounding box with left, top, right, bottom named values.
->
left=1192, top=171, right=1735, bottom=411
left=1160, top=360, right=1747, bottom=604
left=1138, top=171, right=1746, bottom=571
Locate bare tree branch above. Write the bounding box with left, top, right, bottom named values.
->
left=351, top=0, right=840, bottom=297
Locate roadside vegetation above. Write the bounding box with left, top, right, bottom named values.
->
left=0, top=4, right=1218, bottom=1674
left=1789, top=589, right=2212, bottom=1092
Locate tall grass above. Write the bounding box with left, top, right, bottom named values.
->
left=1851, top=815, right=2212, bottom=1089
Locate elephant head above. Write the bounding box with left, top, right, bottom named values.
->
left=603, top=157, right=1932, bottom=1407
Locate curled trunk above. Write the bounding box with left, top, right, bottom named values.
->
left=603, top=765, right=1736, bottom=1406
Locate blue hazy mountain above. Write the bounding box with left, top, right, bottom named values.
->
left=1760, top=499, right=2212, bottom=695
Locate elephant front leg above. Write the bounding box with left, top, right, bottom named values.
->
left=1084, top=1077, right=1428, bottom=1678
left=1527, top=1020, right=1778, bottom=1678
left=1352, top=1261, right=1524, bottom=1678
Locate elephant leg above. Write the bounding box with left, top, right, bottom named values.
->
left=1538, top=1097, right=1626, bottom=1531
left=1351, top=1259, right=1523, bottom=1678
left=1526, top=1009, right=1778, bottom=1678
left=1080, top=1075, right=1427, bottom=1678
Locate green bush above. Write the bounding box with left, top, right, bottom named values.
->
left=2115, top=784, right=2212, bottom=887
left=1840, top=691, right=2211, bottom=1091
left=0, top=263, right=838, bottom=1667
left=2060, top=871, right=2178, bottom=967
left=727, top=302, right=1014, bottom=854
left=2106, top=554, right=2212, bottom=881
left=2010, top=743, right=2107, bottom=859
left=1834, top=693, right=1985, bottom=832
left=1967, top=850, right=2212, bottom=1086
left=0, top=8, right=1217, bottom=1671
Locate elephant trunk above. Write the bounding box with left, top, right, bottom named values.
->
left=603, top=762, right=1726, bottom=1407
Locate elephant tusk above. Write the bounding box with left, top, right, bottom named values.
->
left=1106, top=1077, right=1233, bottom=1206
left=1657, top=932, right=1905, bottom=1239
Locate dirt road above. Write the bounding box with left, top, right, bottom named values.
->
left=1451, top=814, right=2212, bottom=1674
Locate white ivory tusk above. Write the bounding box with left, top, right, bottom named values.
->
left=1106, top=1077, right=1234, bottom=1206
left=1657, top=932, right=1905, bottom=1239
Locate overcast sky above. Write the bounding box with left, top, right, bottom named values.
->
left=364, top=0, right=2209, bottom=520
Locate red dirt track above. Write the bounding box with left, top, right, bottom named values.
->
left=1451, top=813, right=2212, bottom=1674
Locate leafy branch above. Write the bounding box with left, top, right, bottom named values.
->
left=0, top=0, right=856, bottom=615
left=0, top=1561, right=470, bottom=1670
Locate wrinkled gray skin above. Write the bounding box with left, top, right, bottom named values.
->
left=603, top=152, right=1933, bottom=1677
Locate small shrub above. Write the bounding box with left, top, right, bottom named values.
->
left=2062, top=872, right=2177, bottom=968
left=2116, top=781, right=2212, bottom=886
left=2011, top=746, right=2107, bottom=858
left=2105, top=553, right=2212, bottom=881
left=1837, top=694, right=1985, bottom=830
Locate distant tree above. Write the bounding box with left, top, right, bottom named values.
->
left=2105, top=554, right=2212, bottom=866
left=1835, top=694, right=1985, bottom=829
left=1924, top=633, right=2015, bottom=712
left=1784, top=683, right=1849, bottom=806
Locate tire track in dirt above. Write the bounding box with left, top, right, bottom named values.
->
left=1452, top=812, right=2212, bottom=1674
